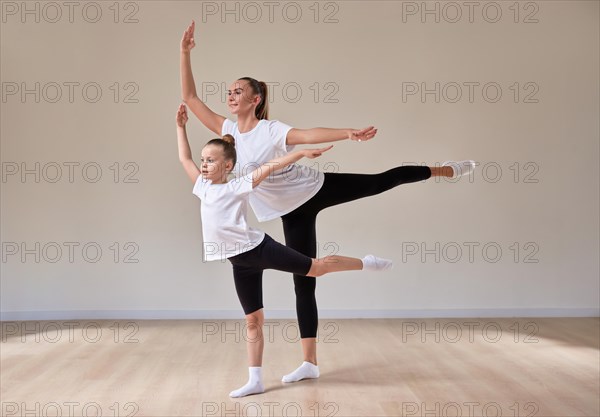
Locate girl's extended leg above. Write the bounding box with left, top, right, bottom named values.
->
left=307, top=255, right=362, bottom=276
left=307, top=254, right=392, bottom=277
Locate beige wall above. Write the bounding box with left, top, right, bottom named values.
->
left=1, top=1, right=598, bottom=319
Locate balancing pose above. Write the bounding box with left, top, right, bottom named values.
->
left=176, top=104, right=393, bottom=397
left=180, top=21, right=476, bottom=387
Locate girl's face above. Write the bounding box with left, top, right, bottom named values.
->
left=227, top=80, right=259, bottom=116
left=200, top=145, right=232, bottom=183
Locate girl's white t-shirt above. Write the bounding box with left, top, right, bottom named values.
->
left=222, top=118, right=325, bottom=222
left=192, top=173, right=265, bottom=262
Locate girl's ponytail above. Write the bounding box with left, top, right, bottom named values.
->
left=222, top=134, right=236, bottom=147
left=206, top=134, right=237, bottom=167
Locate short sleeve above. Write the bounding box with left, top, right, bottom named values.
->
left=227, top=173, right=254, bottom=196
left=192, top=175, right=209, bottom=198
left=268, top=120, right=294, bottom=153
left=222, top=118, right=235, bottom=136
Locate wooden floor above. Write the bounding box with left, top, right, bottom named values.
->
left=1, top=318, right=598, bottom=416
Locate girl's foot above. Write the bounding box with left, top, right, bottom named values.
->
left=229, top=367, right=265, bottom=398
left=229, top=380, right=264, bottom=398
left=361, top=255, right=393, bottom=271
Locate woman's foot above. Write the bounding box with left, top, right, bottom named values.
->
left=442, top=160, right=476, bottom=179
left=282, top=361, right=320, bottom=383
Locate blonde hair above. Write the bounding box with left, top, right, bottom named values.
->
left=205, top=134, right=236, bottom=167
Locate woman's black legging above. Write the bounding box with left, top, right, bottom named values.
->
left=280, top=165, right=432, bottom=338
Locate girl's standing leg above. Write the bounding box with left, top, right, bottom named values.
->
left=245, top=308, right=264, bottom=366
left=228, top=264, right=266, bottom=398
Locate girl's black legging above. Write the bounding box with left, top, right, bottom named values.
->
left=280, top=165, right=432, bottom=338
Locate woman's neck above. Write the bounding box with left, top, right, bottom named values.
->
left=236, top=112, right=260, bottom=133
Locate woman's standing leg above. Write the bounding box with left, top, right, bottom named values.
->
left=280, top=211, right=322, bottom=383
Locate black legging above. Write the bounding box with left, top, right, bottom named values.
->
left=280, top=166, right=432, bottom=338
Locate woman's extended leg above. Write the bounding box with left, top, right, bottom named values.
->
left=280, top=164, right=435, bottom=382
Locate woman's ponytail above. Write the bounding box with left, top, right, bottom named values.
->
left=256, top=81, right=269, bottom=120
left=238, top=77, right=269, bottom=120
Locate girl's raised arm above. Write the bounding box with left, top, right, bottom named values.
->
left=180, top=20, right=226, bottom=136
left=251, top=146, right=333, bottom=188
left=176, top=103, right=201, bottom=184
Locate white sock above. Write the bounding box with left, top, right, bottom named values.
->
left=229, top=366, right=265, bottom=398
left=281, top=361, right=320, bottom=383
left=442, top=160, right=476, bottom=179
left=361, top=254, right=393, bottom=271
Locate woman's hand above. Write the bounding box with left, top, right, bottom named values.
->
left=176, top=103, right=188, bottom=127
left=348, top=126, right=377, bottom=142
left=302, top=145, right=333, bottom=159
left=181, top=20, right=196, bottom=53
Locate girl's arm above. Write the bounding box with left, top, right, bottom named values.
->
left=251, top=145, right=333, bottom=188
left=286, top=126, right=378, bottom=145
left=180, top=20, right=225, bottom=136
left=176, top=104, right=201, bottom=184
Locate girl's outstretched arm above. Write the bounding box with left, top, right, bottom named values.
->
left=180, top=20, right=225, bottom=136
left=286, top=126, right=378, bottom=145
left=176, top=103, right=201, bottom=184
left=251, top=146, right=333, bottom=188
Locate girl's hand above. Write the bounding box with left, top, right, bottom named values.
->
left=181, top=20, right=196, bottom=53
left=176, top=103, right=188, bottom=127
left=302, top=145, right=333, bottom=159
left=348, top=126, right=377, bottom=142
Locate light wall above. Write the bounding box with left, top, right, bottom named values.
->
left=1, top=1, right=598, bottom=319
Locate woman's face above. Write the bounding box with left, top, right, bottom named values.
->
left=226, top=80, right=259, bottom=116
left=200, top=145, right=232, bottom=183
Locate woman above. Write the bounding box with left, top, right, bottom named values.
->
left=179, top=20, right=476, bottom=388
left=176, top=104, right=393, bottom=397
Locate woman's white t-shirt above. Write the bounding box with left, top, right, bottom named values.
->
left=222, top=118, right=325, bottom=222
left=192, top=173, right=265, bottom=262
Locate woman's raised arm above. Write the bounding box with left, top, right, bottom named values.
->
left=180, top=20, right=225, bottom=136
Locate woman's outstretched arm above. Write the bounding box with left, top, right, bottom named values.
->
left=286, top=126, right=378, bottom=146
left=180, top=20, right=225, bottom=136
left=176, top=104, right=201, bottom=184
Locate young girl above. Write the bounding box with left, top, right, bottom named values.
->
left=179, top=20, right=476, bottom=386
left=176, top=104, right=393, bottom=397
